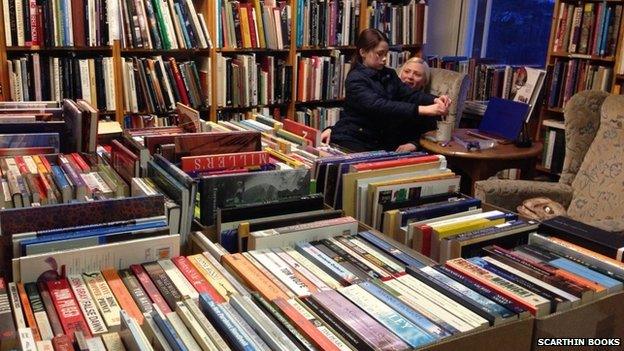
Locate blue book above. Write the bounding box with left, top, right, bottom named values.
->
left=175, top=4, right=192, bottom=48
left=152, top=310, right=189, bottom=351
left=433, top=265, right=528, bottom=315
left=51, top=165, right=71, bottom=196
left=199, top=293, right=256, bottom=351
left=549, top=257, right=623, bottom=294
left=359, top=281, right=453, bottom=339
left=20, top=219, right=167, bottom=255
left=220, top=229, right=239, bottom=253
left=400, top=198, right=482, bottom=226
left=357, top=231, right=428, bottom=268
left=479, top=97, right=530, bottom=140
left=600, top=7, right=612, bottom=56
left=408, top=266, right=516, bottom=326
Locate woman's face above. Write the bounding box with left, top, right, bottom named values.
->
left=361, top=41, right=389, bottom=70
left=400, top=61, right=426, bottom=89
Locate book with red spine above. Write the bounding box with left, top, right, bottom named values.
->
left=29, top=0, right=39, bottom=46
left=180, top=151, right=270, bottom=172
left=129, top=264, right=172, bottom=314
left=272, top=298, right=341, bottom=351
left=246, top=4, right=258, bottom=48
left=46, top=279, right=91, bottom=342
left=168, top=58, right=191, bottom=105
left=101, top=269, right=144, bottom=325
left=171, top=256, right=225, bottom=303
left=51, top=335, right=73, bottom=351
left=70, top=153, right=91, bottom=173
left=283, top=119, right=320, bottom=147
left=38, top=156, right=53, bottom=173
left=36, top=282, right=64, bottom=336
left=352, top=155, right=443, bottom=172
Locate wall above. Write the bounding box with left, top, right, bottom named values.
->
left=424, top=0, right=478, bottom=57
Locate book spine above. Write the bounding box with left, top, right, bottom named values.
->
left=248, top=250, right=312, bottom=297
left=142, top=261, right=183, bottom=310
left=186, top=254, right=239, bottom=300
left=16, top=282, right=41, bottom=341
left=118, top=269, right=154, bottom=314
left=129, top=264, right=172, bottom=314
left=221, top=253, right=289, bottom=301
left=36, top=282, right=64, bottom=337
left=174, top=301, right=218, bottom=351
left=8, top=282, right=27, bottom=330
left=198, top=294, right=255, bottom=351
left=24, top=283, right=54, bottom=341
left=158, top=259, right=199, bottom=300
left=272, top=248, right=334, bottom=291
left=171, top=256, right=224, bottom=303
left=295, top=241, right=357, bottom=285
left=45, top=279, right=91, bottom=341
left=101, top=268, right=144, bottom=325
left=81, top=272, right=122, bottom=329
left=182, top=298, right=231, bottom=350
left=0, top=279, right=17, bottom=340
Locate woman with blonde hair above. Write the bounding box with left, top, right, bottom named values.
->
left=398, top=57, right=431, bottom=91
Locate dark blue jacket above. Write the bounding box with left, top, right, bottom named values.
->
left=331, top=62, right=437, bottom=151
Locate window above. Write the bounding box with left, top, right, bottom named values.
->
left=473, top=0, right=555, bottom=66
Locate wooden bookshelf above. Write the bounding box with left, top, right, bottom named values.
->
left=535, top=0, right=624, bottom=176
left=0, top=0, right=426, bottom=124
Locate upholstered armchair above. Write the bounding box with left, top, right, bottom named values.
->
left=474, top=90, right=624, bottom=232
left=427, top=68, right=470, bottom=129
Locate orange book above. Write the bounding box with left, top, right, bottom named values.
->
left=352, top=155, right=443, bottom=172
left=239, top=6, right=252, bottom=48
left=38, top=155, right=53, bottom=173
left=221, top=253, right=290, bottom=301
left=547, top=236, right=624, bottom=269
left=17, top=282, right=41, bottom=341
left=242, top=252, right=294, bottom=297
left=273, top=298, right=341, bottom=351
left=101, top=268, right=144, bottom=325
left=552, top=268, right=606, bottom=293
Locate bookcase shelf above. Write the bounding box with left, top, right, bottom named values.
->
left=216, top=48, right=290, bottom=54
left=217, top=103, right=289, bottom=111
left=549, top=51, right=616, bottom=62
left=120, top=48, right=212, bottom=55
left=6, top=46, right=113, bottom=53
left=297, top=46, right=357, bottom=51
left=295, top=99, right=346, bottom=106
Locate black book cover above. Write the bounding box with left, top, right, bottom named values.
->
left=23, top=0, right=31, bottom=44
left=163, top=61, right=181, bottom=104
left=312, top=241, right=368, bottom=282
left=138, top=58, right=158, bottom=113
left=142, top=262, right=182, bottom=310
left=152, top=60, right=173, bottom=110
left=94, top=57, right=106, bottom=110
left=26, top=55, right=36, bottom=100
left=132, top=59, right=146, bottom=111
left=73, top=58, right=82, bottom=99
left=40, top=55, right=50, bottom=100
left=310, top=1, right=318, bottom=46
left=42, top=0, right=52, bottom=47
left=8, top=0, right=17, bottom=46
left=550, top=128, right=565, bottom=173
left=231, top=1, right=243, bottom=48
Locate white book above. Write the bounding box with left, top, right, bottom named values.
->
left=166, top=311, right=201, bottom=350
left=85, top=336, right=107, bottom=351
left=13, top=234, right=179, bottom=286
left=276, top=247, right=342, bottom=290
left=120, top=310, right=153, bottom=351
left=7, top=60, right=15, bottom=101
left=197, top=13, right=211, bottom=48
left=328, top=237, right=392, bottom=279
left=158, top=259, right=199, bottom=299
left=82, top=271, right=122, bottom=329
left=65, top=0, right=74, bottom=45
left=384, top=278, right=475, bottom=333
left=248, top=250, right=310, bottom=297
left=107, top=0, right=120, bottom=43
left=18, top=327, right=36, bottom=351
left=67, top=274, right=109, bottom=335
left=2, top=0, right=11, bottom=46
left=271, top=247, right=332, bottom=291
left=121, top=61, right=131, bottom=111
left=156, top=57, right=176, bottom=110
left=88, top=0, right=96, bottom=46
left=52, top=58, right=61, bottom=100
left=544, top=129, right=557, bottom=169
left=397, top=274, right=489, bottom=328
left=100, top=333, right=127, bottom=351
left=182, top=299, right=230, bottom=350
left=8, top=283, right=26, bottom=329
left=174, top=302, right=217, bottom=351
left=141, top=311, right=173, bottom=351
left=35, top=340, right=54, bottom=351
left=13, top=60, right=23, bottom=101
left=33, top=54, right=42, bottom=101
left=15, top=0, right=25, bottom=46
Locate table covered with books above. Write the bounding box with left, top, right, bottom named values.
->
left=419, top=129, right=543, bottom=194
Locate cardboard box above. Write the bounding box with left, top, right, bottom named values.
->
left=424, top=317, right=534, bottom=351
left=532, top=292, right=624, bottom=351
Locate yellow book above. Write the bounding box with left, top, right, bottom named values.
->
left=252, top=0, right=266, bottom=48
left=431, top=218, right=505, bottom=261
left=187, top=254, right=238, bottom=301
left=382, top=209, right=400, bottom=241
left=264, top=147, right=305, bottom=168
left=239, top=6, right=252, bottom=48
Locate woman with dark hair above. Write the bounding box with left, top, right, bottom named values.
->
left=321, top=28, right=450, bottom=152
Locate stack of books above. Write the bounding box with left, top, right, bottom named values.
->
left=368, top=0, right=428, bottom=46
left=295, top=51, right=350, bottom=102
left=294, top=106, right=342, bottom=131
left=547, top=58, right=613, bottom=109
left=295, top=0, right=360, bottom=47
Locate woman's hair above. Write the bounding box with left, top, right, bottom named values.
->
left=398, top=57, right=431, bottom=87
left=351, top=28, right=388, bottom=68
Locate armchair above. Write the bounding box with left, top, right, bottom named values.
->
left=427, top=68, right=470, bottom=129
left=474, top=90, right=624, bottom=232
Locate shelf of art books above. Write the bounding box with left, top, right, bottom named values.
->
left=535, top=0, right=624, bottom=176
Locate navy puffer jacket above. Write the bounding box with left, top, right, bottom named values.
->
left=331, top=62, right=437, bottom=151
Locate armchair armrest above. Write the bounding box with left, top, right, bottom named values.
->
left=474, top=180, right=573, bottom=212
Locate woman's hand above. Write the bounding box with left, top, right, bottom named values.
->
left=320, top=128, right=332, bottom=144
left=396, top=143, right=417, bottom=153
left=434, top=95, right=452, bottom=108
left=418, top=100, right=449, bottom=116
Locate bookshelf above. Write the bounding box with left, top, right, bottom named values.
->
left=535, top=0, right=624, bottom=177
left=0, top=0, right=427, bottom=125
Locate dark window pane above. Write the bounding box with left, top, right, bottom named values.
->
left=486, top=0, right=555, bottom=66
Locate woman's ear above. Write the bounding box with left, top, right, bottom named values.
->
left=359, top=48, right=366, bottom=59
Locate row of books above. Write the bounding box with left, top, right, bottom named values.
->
left=119, top=0, right=212, bottom=49
left=552, top=2, right=622, bottom=57
left=0, top=100, right=98, bottom=153
left=7, top=55, right=117, bottom=111
left=294, top=0, right=360, bottom=48
left=2, top=0, right=113, bottom=47
left=295, top=52, right=350, bottom=102
left=122, top=113, right=184, bottom=129
left=547, top=58, right=613, bottom=109
left=294, top=106, right=341, bottom=131
left=540, top=120, right=565, bottom=174
left=215, top=53, right=293, bottom=108
left=121, top=56, right=209, bottom=114
left=217, top=0, right=291, bottom=50
left=368, top=0, right=427, bottom=46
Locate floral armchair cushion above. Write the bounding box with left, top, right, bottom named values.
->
left=566, top=94, right=624, bottom=231
left=427, top=68, right=470, bottom=129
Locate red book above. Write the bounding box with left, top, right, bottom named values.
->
left=273, top=298, right=341, bottom=351
left=171, top=256, right=225, bottom=303
left=70, top=153, right=91, bottom=173
left=51, top=335, right=73, bottom=351
left=283, top=119, right=320, bottom=147
left=13, top=156, right=30, bottom=174
left=101, top=268, right=144, bottom=325
left=352, top=155, right=443, bottom=172
left=39, top=156, right=53, bottom=173
left=36, top=6, right=44, bottom=47
left=168, top=58, right=190, bottom=105
left=246, top=4, right=258, bottom=48
left=180, top=151, right=269, bottom=172
left=29, top=0, right=39, bottom=46
left=417, top=225, right=433, bottom=257
left=46, top=279, right=91, bottom=342
left=129, top=264, right=172, bottom=314
left=70, top=0, right=86, bottom=46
